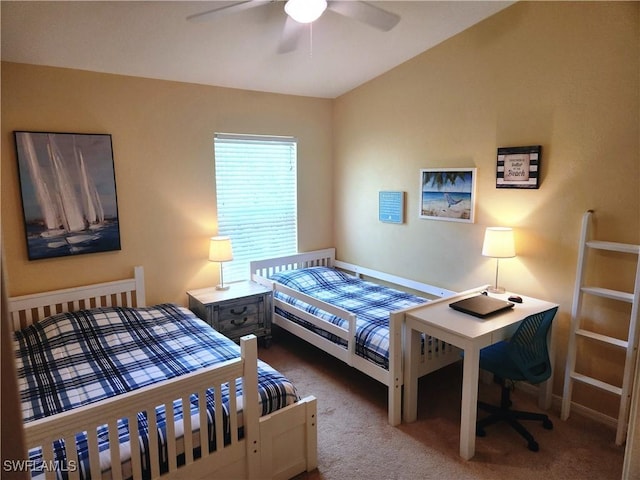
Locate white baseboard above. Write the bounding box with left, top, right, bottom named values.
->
left=517, top=382, right=618, bottom=430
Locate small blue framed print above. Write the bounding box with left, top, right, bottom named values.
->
left=379, top=191, right=405, bottom=224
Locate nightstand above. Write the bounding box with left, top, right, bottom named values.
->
left=187, top=281, right=272, bottom=346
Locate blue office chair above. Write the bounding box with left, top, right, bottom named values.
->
left=476, top=307, right=558, bottom=452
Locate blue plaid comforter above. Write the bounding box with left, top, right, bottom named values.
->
left=13, top=303, right=298, bottom=479
left=270, top=267, right=428, bottom=369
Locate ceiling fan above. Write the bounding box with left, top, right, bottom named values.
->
left=186, top=0, right=401, bottom=54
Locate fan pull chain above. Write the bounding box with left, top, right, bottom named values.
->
left=309, top=23, right=314, bottom=58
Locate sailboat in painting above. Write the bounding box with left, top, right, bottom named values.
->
left=15, top=131, right=121, bottom=260
left=18, top=132, right=64, bottom=237
left=76, top=136, right=105, bottom=229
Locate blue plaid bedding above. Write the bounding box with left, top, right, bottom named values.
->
left=13, top=303, right=298, bottom=479
left=270, top=267, right=428, bottom=369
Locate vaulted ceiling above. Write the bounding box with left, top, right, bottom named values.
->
left=1, top=1, right=513, bottom=98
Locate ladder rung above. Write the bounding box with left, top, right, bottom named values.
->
left=575, top=329, right=629, bottom=348
left=581, top=286, right=634, bottom=303
left=586, top=240, right=640, bottom=254
left=570, top=372, right=623, bottom=396
left=563, top=211, right=639, bottom=445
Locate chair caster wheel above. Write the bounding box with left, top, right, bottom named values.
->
left=543, top=419, right=553, bottom=430
left=528, top=441, right=539, bottom=452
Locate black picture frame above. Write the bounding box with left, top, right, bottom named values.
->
left=496, top=145, right=542, bottom=189
left=14, top=131, right=121, bottom=260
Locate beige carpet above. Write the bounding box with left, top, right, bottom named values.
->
left=258, top=327, right=625, bottom=480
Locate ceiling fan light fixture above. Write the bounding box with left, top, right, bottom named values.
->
left=284, top=0, right=327, bottom=24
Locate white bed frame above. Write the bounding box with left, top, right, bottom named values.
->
left=7, top=266, right=317, bottom=480
left=250, top=248, right=463, bottom=426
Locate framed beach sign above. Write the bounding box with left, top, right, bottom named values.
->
left=419, top=168, right=477, bottom=223
left=14, top=131, right=121, bottom=260
left=496, top=145, right=541, bottom=189
left=379, top=191, right=405, bottom=224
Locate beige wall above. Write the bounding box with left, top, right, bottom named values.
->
left=1, top=0, right=638, bottom=425
left=1, top=65, right=334, bottom=305
left=333, top=1, right=639, bottom=416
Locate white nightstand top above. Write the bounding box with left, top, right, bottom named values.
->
left=187, top=281, right=271, bottom=305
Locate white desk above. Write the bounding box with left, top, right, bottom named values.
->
left=402, top=287, right=558, bottom=460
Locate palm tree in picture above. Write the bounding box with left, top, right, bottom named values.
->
left=421, top=170, right=468, bottom=190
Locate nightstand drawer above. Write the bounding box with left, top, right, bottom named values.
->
left=216, top=298, right=262, bottom=333
left=187, top=282, right=272, bottom=346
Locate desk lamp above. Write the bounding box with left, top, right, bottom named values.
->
left=482, top=227, right=516, bottom=294
left=209, top=236, right=233, bottom=290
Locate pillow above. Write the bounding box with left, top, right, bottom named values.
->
left=269, top=267, right=351, bottom=292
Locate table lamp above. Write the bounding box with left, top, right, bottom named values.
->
left=209, top=236, right=233, bottom=290
left=482, top=227, right=516, bottom=294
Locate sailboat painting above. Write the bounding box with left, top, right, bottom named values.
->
left=14, top=131, right=121, bottom=260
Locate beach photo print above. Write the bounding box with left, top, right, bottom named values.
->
left=15, top=131, right=121, bottom=260
left=419, top=168, right=477, bottom=223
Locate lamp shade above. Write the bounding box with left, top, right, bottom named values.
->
left=482, top=227, right=516, bottom=258
left=285, top=0, right=327, bottom=23
left=209, top=236, right=233, bottom=263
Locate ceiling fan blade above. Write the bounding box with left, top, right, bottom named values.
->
left=327, top=1, right=400, bottom=31
left=277, top=16, right=305, bottom=54
left=186, top=1, right=270, bottom=22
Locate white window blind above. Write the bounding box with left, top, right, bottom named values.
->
left=214, top=133, right=298, bottom=282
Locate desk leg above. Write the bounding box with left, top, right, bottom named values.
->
left=403, top=327, right=422, bottom=423
left=539, top=322, right=555, bottom=410
left=460, top=346, right=479, bottom=460
left=539, top=378, right=553, bottom=410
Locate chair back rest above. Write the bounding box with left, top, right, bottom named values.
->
left=507, top=307, right=558, bottom=384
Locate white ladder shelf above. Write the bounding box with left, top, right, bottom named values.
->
left=561, top=210, right=640, bottom=445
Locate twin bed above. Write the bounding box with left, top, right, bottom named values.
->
left=8, top=267, right=317, bottom=480
left=8, top=248, right=476, bottom=479
left=250, top=248, right=478, bottom=425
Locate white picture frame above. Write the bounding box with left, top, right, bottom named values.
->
left=419, top=168, right=477, bottom=223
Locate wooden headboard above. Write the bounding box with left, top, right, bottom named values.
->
left=7, top=266, right=146, bottom=331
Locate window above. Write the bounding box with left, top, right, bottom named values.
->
left=214, top=133, right=298, bottom=282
